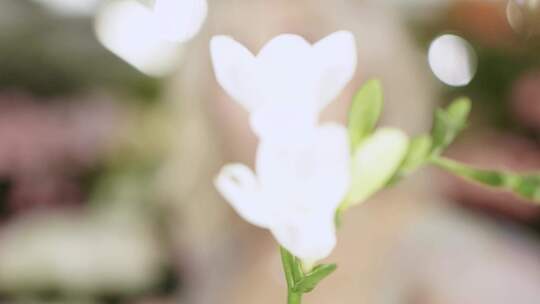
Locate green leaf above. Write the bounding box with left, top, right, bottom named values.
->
left=386, top=134, right=432, bottom=186
left=280, top=247, right=304, bottom=287
left=348, top=79, right=383, bottom=150
left=514, top=175, right=540, bottom=201
left=432, top=157, right=540, bottom=203
left=343, top=128, right=409, bottom=209
left=293, top=264, right=337, bottom=293
left=431, top=97, right=471, bottom=155
left=399, top=134, right=433, bottom=175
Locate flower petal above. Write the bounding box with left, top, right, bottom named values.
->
left=210, top=36, right=260, bottom=111
left=210, top=31, right=357, bottom=122
left=256, top=34, right=320, bottom=108
left=153, top=0, right=207, bottom=42
left=249, top=103, right=318, bottom=141
left=214, top=164, right=270, bottom=228
left=313, top=31, right=357, bottom=109
left=305, top=123, right=351, bottom=210
left=256, top=123, right=351, bottom=212
left=270, top=210, right=337, bottom=262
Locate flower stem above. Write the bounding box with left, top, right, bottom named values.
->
left=280, top=247, right=303, bottom=304
left=288, top=291, right=302, bottom=304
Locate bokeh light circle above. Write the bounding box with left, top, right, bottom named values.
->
left=428, top=34, right=477, bottom=87
left=507, top=0, right=540, bottom=37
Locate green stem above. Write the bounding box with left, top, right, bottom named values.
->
left=288, top=291, right=302, bottom=304
left=280, top=247, right=303, bottom=304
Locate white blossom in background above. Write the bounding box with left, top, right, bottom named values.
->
left=210, top=31, right=357, bottom=141
left=216, top=124, right=351, bottom=262
left=31, top=0, right=100, bottom=16
left=0, top=211, right=162, bottom=293
left=95, top=0, right=182, bottom=77
left=211, top=31, right=357, bottom=262
left=94, top=0, right=207, bottom=77
left=154, top=0, right=208, bottom=43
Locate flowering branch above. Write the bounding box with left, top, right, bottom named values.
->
left=210, top=31, right=540, bottom=304
left=388, top=95, right=540, bottom=202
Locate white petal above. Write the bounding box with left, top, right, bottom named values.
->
left=95, top=0, right=182, bottom=77
left=305, top=123, right=352, bottom=210
left=249, top=103, right=318, bottom=141
left=214, top=164, right=270, bottom=228
left=271, top=210, right=337, bottom=262
left=153, top=0, right=208, bottom=42
left=256, top=123, right=351, bottom=212
left=210, top=31, right=357, bottom=127
left=256, top=34, right=320, bottom=109
left=210, top=36, right=260, bottom=110
left=313, top=31, right=357, bottom=109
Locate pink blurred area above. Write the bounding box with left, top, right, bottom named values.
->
left=0, top=92, right=125, bottom=215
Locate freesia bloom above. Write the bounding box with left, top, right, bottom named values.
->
left=212, top=31, right=357, bottom=262
left=210, top=31, right=357, bottom=141
left=215, top=124, right=351, bottom=262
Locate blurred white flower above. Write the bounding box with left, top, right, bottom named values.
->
left=215, top=124, right=351, bottom=262
left=153, top=0, right=208, bottom=43
left=95, top=0, right=183, bottom=77
left=31, top=0, right=99, bottom=16
left=210, top=31, right=357, bottom=140
left=0, top=211, right=162, bottom=294
left=95, top=0, right=208, bottom=77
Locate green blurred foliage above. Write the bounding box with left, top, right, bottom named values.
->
left=0, top=0, right=161, bottom=101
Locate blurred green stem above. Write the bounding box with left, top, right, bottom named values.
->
left=280, top=247, right=303, bottom=304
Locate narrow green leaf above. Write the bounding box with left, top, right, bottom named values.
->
left=292, top=256, right=305, bottom=282
left=514, top=175, right=540, bottom=201
left=399, top=134, right=433, bottom=175
left=293, top=264, right=337, bottom=293
left=431, top=97, right=471, bottom=155
left=431, top=157, right=540, bottom=203
left=348, top=79, right=383, bottom=150
left=386, top=134, right=432, bottom=186
left=280, top=247, right=299, bottom=290
left=343, top=128, right=409, bottom=209
left=447, top=97, right=471, bottom=124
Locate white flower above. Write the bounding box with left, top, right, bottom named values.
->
left=210, top=31, right=357, bottom=140
left=153, top=0, right=208, bottom=43
left=95, top=0, right=207, bottom=76
left=31, top=0, right=99, bottom=16
left=95, top=0, right=183, bottom=77
left=215, top=124, right=351, bottom=262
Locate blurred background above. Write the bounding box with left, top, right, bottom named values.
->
left=0, top=0, right=539, bottom=303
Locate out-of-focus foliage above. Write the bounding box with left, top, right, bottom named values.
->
left=348, top=79, right=383, bottom=150
left=0, top=0, right=160, bottom=100
left=412, top=0, right=540, bottom=131
left=430, top=97, right=471, bottom=155
left=433, top=157, right=540, bottom=202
